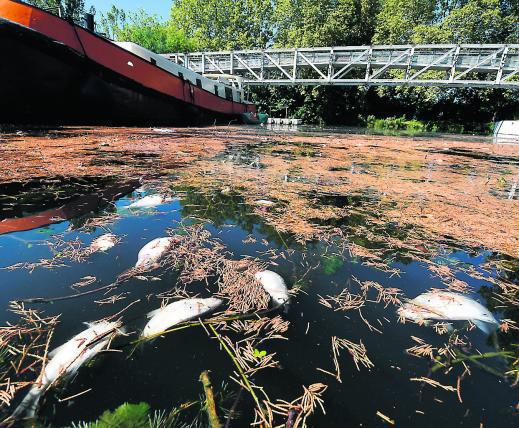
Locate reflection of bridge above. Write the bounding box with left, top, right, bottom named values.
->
left=164, top=45, right=519, bottom=89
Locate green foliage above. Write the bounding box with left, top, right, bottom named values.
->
left=372, top=0, right=436, bottom=44
left=411, top=0, right=519, bottom=44
left=74, top=402, right=151, bottom=428
left=98, top=7, right=198, bottom=53
left=365, top=114, right=497, bottom=134
left=275, top=0, right=379, bottom=47
left=371, top=0, right=518, bottom=129
left=46, top=0, right=517, bottom=127
left=253, top=348, right=267, bottom=358
left=97, top=402, right=150, bottom=428
left=25, top=0, right=85, bottom=21
left=171, top=0, right=274, bottom=50
left=321, top=255, right=344, bottom=276
left=367, top=115, right=429, bottom=132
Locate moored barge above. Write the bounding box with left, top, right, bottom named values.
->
left=0, top=0, right=258, bottom=125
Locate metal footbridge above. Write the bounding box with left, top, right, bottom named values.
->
left=164, top=44, right=519, bottom=89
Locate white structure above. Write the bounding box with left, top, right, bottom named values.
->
left=493, top=120, right=519, bottom=144
left=115, top=42, right=245, bottom=103
left=267, top=118, right=303, bottom=125
left=164, top=44, right=519, bottom=89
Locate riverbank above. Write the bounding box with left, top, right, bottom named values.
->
left=365, top=115, right=495, bottom=135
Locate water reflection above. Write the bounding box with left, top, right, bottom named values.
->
left=0, top=177, right=138, bottom=234
left=0, top=129, right=518, bottom=427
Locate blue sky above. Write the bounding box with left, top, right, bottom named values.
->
left=87, top=1, right=172, bottom=20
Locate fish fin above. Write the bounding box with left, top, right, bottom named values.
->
left=83, top=321, right=97, bottom=328
left=11, top=386, right=42, bottom=419
left=48, top=342, right=67, bottom=358
left=146, top=308, right=162, bottom=319
left=473, top=320, right=496, bottom=335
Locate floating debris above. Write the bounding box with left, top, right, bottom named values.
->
left=0, top=126, right=518, bottom=426
left=406, top=336, right=437, bottom=360
left=217, top=260, right=270, bottom=313
left=410, top=376, right=456, bottom=392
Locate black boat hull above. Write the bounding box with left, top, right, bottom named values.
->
left=0, top=18, right=243, bottom=125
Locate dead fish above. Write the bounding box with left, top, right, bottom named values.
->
left=142, top=297, right=223, bottom=338
left=135, top=237, right=174, bottom=269
left=255, top=270, right=289, bottom=306
left=254, top=199, right=275, bottom=206
left=129, top=195, right=172, bottom=209
left=153, top=128, right=176, bottom=134
left=398, top=290, right=498, bottom=334
left=12, top=320, right=122, bottom=419
left=89, top=233, right=117, bottom=253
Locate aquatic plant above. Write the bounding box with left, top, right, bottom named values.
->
left=71, top=402, right=161, bottom=428
left=320, top=255, right=343, bottom=276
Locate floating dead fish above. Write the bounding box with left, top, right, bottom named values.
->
left=129, top=195, right=172, bottom=209
left=135, top=237, right=174, bottom=269
left=89, top=233, right=117, bottom=253
left=142, top=297, right=222, bottom=338
left=398, top=290, right=498, bottom=334
left=254, top=199, right=275, bottom=206
left=12, top=320, right=122, bottom=419
left=255, top=270, right=289, bottom=306
left=153, top=128, right=176, bottom=134
left=221, top=187, right=232, bottom=195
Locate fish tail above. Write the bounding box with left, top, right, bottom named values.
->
left=282, top=297, right=291, bottom=314
left=473, top=320, right=496, bottom=335
left=11, top=386, right=42, bottom=419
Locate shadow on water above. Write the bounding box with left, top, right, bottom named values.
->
left=424, top=147, right=519, bottom=165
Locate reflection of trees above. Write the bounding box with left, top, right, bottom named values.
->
left=311, top=208, right=418, bottom=266
left=67, top=202, right=119, bottom=231
left=174, top=185, right=298, bottom=248
left=0, top=176, right=115, bottom=220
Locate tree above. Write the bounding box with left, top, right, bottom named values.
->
left=170, top=0, right=274, bottom=50
left=98, top=7, right=198, bottom=53
left=97, top=5, right=127, bottom=40
left=274, top=0, right=379, bottom=47
left=372, top=0, right=436, bottom=44
left=412, top=0, right=518, bottom=44
left=25, top=0, right=85, bottom=22
left=27, top=0, right=518, bottom=126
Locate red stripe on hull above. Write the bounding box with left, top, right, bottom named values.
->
left=0, top=0, right=84, bottom=52
left=0, top=0, right=256, bottom=118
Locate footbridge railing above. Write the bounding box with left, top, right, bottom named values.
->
left=163, top=44, right=519, bottom=89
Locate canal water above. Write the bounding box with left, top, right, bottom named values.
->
left=0, top=127, right=517, bottom=427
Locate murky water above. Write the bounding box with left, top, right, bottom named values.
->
left=0, top=127, right=517, bottom=427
